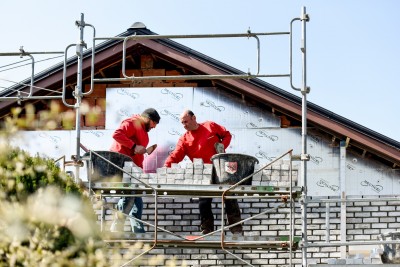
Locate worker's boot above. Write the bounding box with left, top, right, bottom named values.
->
left=226, top=199, right=243, bottom=235
left=199, top=198, right=214, bottom=234
left=110, top=211, right=125, bottom=232
left=110, top=197, right=134, bottom=233
left=200, top=217, right=214, bottom=235
left=227, top=214, right=243, bottom=235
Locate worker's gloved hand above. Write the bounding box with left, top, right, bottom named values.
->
left=133, top=145, right=146, bottom=155
left=214, top=142, right=225, bottom=153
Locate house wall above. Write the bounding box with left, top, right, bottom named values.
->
left=104, top=86, right=400, bottom=196
left=11, top=86, right=399, bottom=196
left=9, top=84, right=400, bottom=266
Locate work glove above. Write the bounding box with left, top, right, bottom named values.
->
left=132, top=144, right=146, bottom=155
left=214, top=142, right=225, bottom=153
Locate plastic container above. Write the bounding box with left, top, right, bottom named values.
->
left=83, top=151, right=132, bottom=182
left=211, top=153, right=259, bottom=185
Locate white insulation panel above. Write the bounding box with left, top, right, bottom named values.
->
left=8, top=87, right=399, bottom=196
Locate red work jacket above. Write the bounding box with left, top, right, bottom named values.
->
left=110, top=115, right=149, bottom=168
left=164, top=121, right=231, bottom=167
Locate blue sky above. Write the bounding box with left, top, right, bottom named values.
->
left=0, top=0, right=398, bottom=141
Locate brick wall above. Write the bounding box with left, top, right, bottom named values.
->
left=92, top=161, right=395, bottom=267
left=100, top=198, right=395, bottom=266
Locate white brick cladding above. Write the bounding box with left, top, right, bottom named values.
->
left=93, top=163, right=395, bottom=266
left=123, top=159, right=299, bottom=186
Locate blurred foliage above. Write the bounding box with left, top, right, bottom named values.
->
left=0, top=145, right=81, bottom=202
left=0, top=145, right=106, bottom=266
left=0, top=102, right=183, bottom=266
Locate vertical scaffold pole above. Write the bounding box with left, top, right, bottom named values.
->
left=300, top=6, right=310, bottom=267
left=74, top=13, right=86, bottom=182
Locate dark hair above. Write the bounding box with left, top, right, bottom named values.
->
left=141, top=108, right=161, bottom=123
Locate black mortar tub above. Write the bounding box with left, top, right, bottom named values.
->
left=83, top=151, right=132, bottom=182
left=211, top=153, right=259, bottom=185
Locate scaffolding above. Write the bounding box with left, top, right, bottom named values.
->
left=77, top=7, right=310, bottom=266
left=84, top=149, right=302, bottom=267
left=6, top=6, right=391, bottom=267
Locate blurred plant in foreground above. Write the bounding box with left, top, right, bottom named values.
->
left=0, top=102, right=184, bottom=266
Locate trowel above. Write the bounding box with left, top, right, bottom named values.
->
left=146, top=144, right=157, bottom=155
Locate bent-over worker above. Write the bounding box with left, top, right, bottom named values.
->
left=164, top=109, right=243, bottom=235
left=110, top=108, right=160, bottom=233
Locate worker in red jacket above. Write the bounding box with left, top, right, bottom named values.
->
left=164, top=110, right=243, bottom=235
left=110, top=108, right=160, bottom=233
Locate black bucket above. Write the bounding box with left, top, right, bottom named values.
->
left=83, top=151, right=132, bottom=182
left=211, top=153, right=259, bottom=185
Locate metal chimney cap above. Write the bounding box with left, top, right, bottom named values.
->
left=130, top=22, right=147, bottom=29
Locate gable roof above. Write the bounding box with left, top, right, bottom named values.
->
left=1, top=23, right=399, bottom=168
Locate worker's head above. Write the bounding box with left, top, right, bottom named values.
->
left=180, top=110, right=198, bottom=131
left=141, top=108, right=160, bottom=132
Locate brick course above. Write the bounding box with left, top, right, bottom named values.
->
left=91, top=161, right=390, bottom=266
